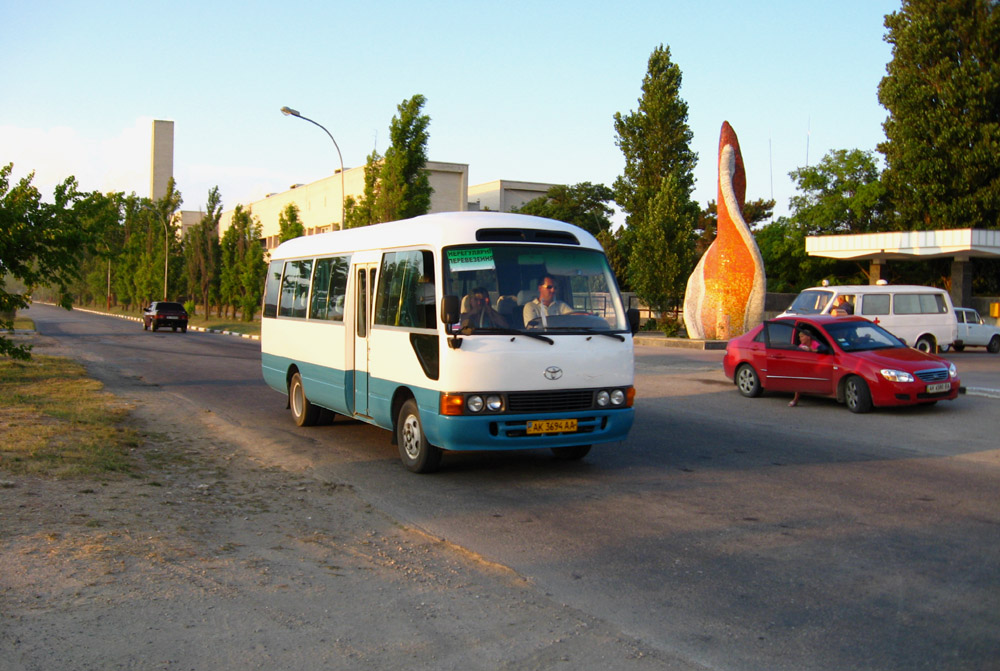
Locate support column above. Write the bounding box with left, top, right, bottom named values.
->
left=951, top=257, right=972, bottom=308
left=869, top=259, right=884, bottom=284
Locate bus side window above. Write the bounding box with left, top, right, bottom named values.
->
left=374, top=250, right=436, bottom=329
left=263, top=260, right=282, bottom=318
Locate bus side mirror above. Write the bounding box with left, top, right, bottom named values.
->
left=441, top=294, right=464, bottom=348
left=441, top=295, right=461, bottom=325
left=627, top=308, right=640, bottom=335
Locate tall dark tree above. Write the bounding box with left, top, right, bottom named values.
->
left=345, top=95, right=433, bottom=227
left=514, top=182, right=615, bottom=236
left=613, top=45, right=700, bottom=311
left=378, top=94, right=433, bottom=222
left=878, top=0, right=1000, bottom=230
left=183, top=187, right=223, bottom=314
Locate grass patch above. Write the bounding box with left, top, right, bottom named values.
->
left=0, top=354, right=139, bottom=477
left=11, top=316, right=35, bottom=331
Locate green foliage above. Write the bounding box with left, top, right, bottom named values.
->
left=278, top=202, right=305, bottom=242
left=345, top=95, right=433, bottom=227
left=627, top=173, right=698, bottom=312
left=219, top=204, right=266, bottom=321
left=183, top=299, right=196, bottom=316
left=0, top=164, right=94, bottom=359
left=878, top=0, right=1000, bottom=230
left=514, top=182, right=615, bottom=236
left=183, top=186, right=223, bottom=315
left=613, top=45, right=699, bottom=311
left=789, top=149, right=888, bottom=234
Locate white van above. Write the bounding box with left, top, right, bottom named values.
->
left=779, top=284, right=958, bottom=353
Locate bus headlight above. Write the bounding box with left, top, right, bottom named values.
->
left=611, top=389, right=627, bottom=406
left=467, top=395, right=485, bottom=413
left=596, top=390, right=610, bottom=407
left=486, top=395, right=503, bottom=412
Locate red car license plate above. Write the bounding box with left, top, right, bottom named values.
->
left=926, top=382, right=950, bottom=394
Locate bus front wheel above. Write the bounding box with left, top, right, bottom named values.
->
left=397, top=399, right=442, bottom=473
left=290, top=372, right=320, bottom=427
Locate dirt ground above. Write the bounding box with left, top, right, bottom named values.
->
left=1, top=335, right=684, bottom=671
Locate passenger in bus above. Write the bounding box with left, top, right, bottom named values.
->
left=523, top=275, right=573, bottom=326
left=460, top=287, right=509, bottom=329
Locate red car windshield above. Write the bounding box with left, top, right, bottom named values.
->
left=823, top=320, right=904, bottom=352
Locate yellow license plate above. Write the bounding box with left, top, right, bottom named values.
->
left=527, top=419, right=578, bottom=434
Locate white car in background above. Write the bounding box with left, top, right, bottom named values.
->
left=954, top=307, right=1000, bottom=353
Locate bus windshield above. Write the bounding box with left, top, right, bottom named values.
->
left=443, top=244, right=627, bottom=333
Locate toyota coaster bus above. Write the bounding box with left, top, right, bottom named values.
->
left=260, top=212, right=638, bottom=472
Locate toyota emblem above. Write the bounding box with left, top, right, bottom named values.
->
left=544, top=366, right=563, bottom=380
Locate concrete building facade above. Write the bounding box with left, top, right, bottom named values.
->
left=150, top=120, right=174, bottom=202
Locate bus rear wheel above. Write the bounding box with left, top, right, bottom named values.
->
left=397, top=399, right=441, bottom=473
left=289, top=372, right=320, bottom=427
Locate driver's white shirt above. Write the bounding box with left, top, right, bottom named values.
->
left=523, top=298, right=573, bottom=325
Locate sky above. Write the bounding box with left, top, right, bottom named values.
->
left=1, top=0, right=900, bottom=224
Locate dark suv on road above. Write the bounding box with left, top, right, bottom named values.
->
left=143, top=302, right=188, bottom=332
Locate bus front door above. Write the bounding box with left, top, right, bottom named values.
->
left=353, top=264, right=377, bottom=418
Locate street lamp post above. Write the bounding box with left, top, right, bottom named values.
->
left=280, top=106, right=346, bottom=226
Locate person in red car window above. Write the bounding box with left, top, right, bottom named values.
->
left=789, top=330, right=820, bottom=407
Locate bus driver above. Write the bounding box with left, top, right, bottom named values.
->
left=523, top=275, right=573, bottom=326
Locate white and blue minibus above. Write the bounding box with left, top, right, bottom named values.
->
left=261, top=212, right=638, bottom=472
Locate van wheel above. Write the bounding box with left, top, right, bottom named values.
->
left=988, top=336, right=1000, bottom=354
left=844, top=375, right=873, bottom=414
left=289, top=372, right=320, bottom=427
left=551, top=445, right=591, bottom=460
left=914, top=336, right=935, bottom=353
left=952, top=343, right=965, bottom=352
left=397, top=399, right=441, bottom=473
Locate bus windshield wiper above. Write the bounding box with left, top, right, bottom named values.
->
left=461, top=326, right=554, bottom=345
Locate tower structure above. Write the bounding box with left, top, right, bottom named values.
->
left=150, top=120, right=174, bottom=200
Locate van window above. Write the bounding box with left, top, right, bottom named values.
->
left=860, top=294, right=890, bottom=316
left=263, top=260, right=282, bottom=318
left=893, top=293, right=948, bottom=315
left=786, top=290, right=832, bottom=315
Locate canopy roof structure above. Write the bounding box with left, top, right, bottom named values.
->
left=804, top=228, right=1000, bottom=307
left=806, top=228, right=1000, bottom=262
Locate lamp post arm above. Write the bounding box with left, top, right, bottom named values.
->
left=281, top=108, right=346, bottom=226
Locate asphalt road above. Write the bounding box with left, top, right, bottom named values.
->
left=24, top=303, right=1000, bottom=671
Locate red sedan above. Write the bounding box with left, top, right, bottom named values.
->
left=723, top=316, right=960, bottom=413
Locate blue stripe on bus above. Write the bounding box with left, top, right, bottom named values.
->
left=262, top=353, right=634, bottom=451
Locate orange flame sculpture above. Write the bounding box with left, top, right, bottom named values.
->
left=683, top=122, right=765, bottom=340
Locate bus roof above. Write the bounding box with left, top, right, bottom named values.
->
left=269, top=212, right=603, bottom=261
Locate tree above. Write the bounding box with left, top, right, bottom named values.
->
left=878, top=0, right=1000, bottom=230
left=278, top=202, right=305, bottom=242
left=514, top=182, right=615, bottom=236
left=344, top=94, right=433, bottom=226
left=613, top=45, right=699, bottom=311
left=183, top=187, right=223, bottom=314
left=789, top=149, right=888, bottom=235
left=1, top=164, right=90, bottom=359
left=219, top=204, right=266, bottom=321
